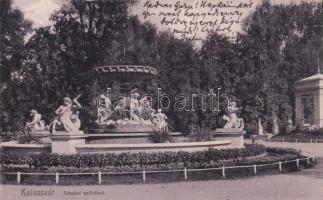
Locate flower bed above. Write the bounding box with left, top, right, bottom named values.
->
left=0, top=144, right=266, bottom=170
left=0, top=144, right=316, bottom=185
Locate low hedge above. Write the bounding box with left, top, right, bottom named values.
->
left=0, top=144, right=266, bottom=170
left=266, top=146, right=301, bottom=155
left=303, top=128, right=323, bottom=135
left=235, top=153, right=300, bottom=166
left=0, top=145, right=315, bottom=185
left=0, top=153, right=305, bottom=174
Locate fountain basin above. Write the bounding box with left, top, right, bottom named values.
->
left=0, top=137, right=234, bottom=154
left=0, top=141, right=51, bottom=154
left=76, top=140, right=231, bottom=154
left=0, top=129, right=246, bottom=154
left=86, top=132, right=184, bottom=144
left=212, top=128, right=245, bottom=148
left=89, top=124, right=157, bottom=134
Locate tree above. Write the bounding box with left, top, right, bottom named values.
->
left=198, top=33, right=243, bottom=128
left=0, top=0, right=32, bottom=133
left=13, top=0, right=138, bottom=128
left=13, top=0, right=200, bottom=132
left=0, top=0, right=32, bottom=82
left=237, top=0, right=322, bottom=134
left=2, top=0, right=322, bottom=135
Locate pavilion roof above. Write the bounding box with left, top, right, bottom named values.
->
left=295, top=73, right=323, bottom=83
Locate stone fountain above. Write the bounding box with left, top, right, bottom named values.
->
left=90, top=65, right=160, bottom=133
left=1, top=65, right=244, bottom=154
left=85, top=64, right=174, bottom=145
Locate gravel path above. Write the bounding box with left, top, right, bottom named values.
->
left=1, top=142, right=322, bottom=200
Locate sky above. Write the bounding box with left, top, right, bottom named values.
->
left=12, top=0, right=322, bottom=41
left=13, top=0, right=61, bottom=28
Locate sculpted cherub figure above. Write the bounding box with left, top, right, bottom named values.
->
left=51, top=96, right=81, bottom=132
left=152, top=109, right=168, bottom=132
left=25, top=109, right=45, bottom=132
left=96, top=94, right=112, bottom=124
left=222, top=101, right=244, bottom=130
left=130, top=90, right=141, bottom=121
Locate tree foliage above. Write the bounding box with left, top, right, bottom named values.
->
left=0, top=0, right=322, bottom=134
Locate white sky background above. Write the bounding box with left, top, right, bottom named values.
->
left=13, top=0, right=61, bottom=27
left=13, top=0, right=321, bottom=40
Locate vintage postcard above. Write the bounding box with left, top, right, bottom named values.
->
left=0, top=0, right=322, bottom=199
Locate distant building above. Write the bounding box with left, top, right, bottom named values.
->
left=294, top=72, right=323, bottom=129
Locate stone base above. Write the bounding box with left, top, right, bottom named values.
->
left=86, top=132, right=185, bottom=144
left=30, top=130, right=51, bottom=135
left=89, top=124, right=157, bottom=134
left=211, top=128, right=245, bottom=148
left=50, top=131, right=87, bottom=154
left=52, top=130, right=84, bottom=135
left=0, top=141, right=51, bottom=154
left=76, top=140, right=232, bottom=154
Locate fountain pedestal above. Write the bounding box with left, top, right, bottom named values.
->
left=212, top=128, right=245, bottom=148
left=50, top=131, right=87, bottom=154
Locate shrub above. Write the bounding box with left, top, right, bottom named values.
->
left=303, top=128, right=323, bottom=136
left=0, top=152, right=32, bottom=166
left=17, top=134, right=40, bottom=144
left=149, top=129, right=173, bottom=143
left=188, top=123, right=212, bottom=142
left=236, top=153, right=299, bottom=166
left=266, top=146, right=301, bottom=156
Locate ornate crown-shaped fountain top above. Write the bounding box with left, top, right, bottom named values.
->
left=95, top=65, right=158, bottom=80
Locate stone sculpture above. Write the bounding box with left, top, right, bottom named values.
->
left=51, top=96, right=82, bottom=132
left=222, top=101, right=244, bottom=131
left=93, top=89, right=167, bottom=128
left=96, top=94, right=112, bottom=124
left=152, top=109, right=168, bottom=132
left=258, top=118, right=264, bottom=135
left=272, top=111, right=279, bottom=135
left=130, top=91, right=141, bottom=121
left=25, top=109, right=45, bottom=131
